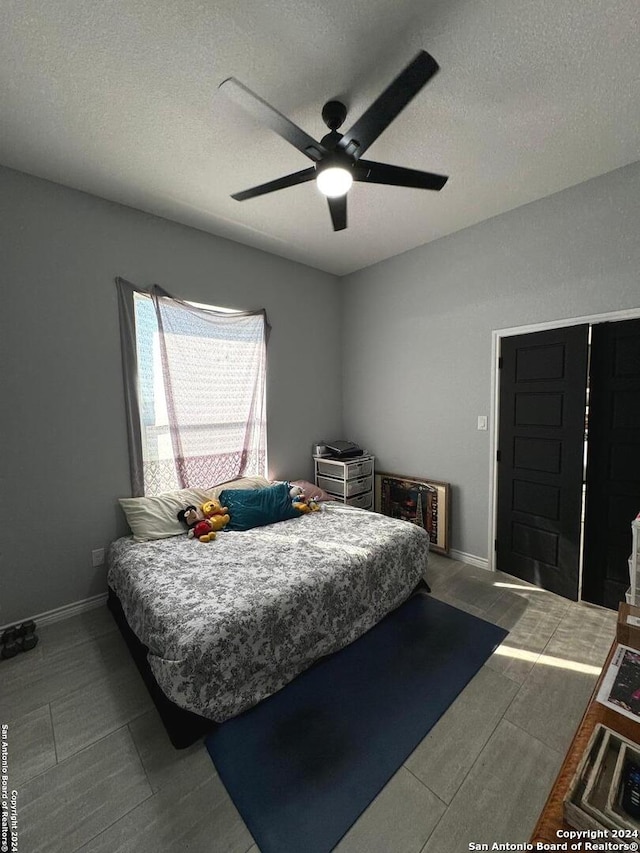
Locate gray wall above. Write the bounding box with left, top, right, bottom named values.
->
left=4, top=160, right=640, bottom=623
left=0, top=166, right=342, bottom=624
left=341, top=161, right=640, bottom=561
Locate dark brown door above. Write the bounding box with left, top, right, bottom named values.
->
left=496, top=325, right=589, bottom=599
left=582, top=319, right=640, bottom=609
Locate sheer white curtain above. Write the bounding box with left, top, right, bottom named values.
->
left=116, top=278, right=269, bottom=496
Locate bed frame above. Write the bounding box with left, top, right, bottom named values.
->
left=108, top=577, right=430, bottom=749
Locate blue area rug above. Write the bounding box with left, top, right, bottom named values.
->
left=205, top=592, right=507, bottom=853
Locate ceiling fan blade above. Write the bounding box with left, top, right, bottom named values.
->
left=327, top=195, right=347, bottom=231
left=219, top=78, right=327, bottom=162
left=337, top=51, right=439, bottom=160
left=231, top=168, right=317, bottom=201
left=356, top=160, right=448, bottom=191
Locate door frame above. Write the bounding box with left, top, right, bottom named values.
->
left=487, top=306, right=640, bottom=589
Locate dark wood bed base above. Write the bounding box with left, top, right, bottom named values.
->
left=108, top=577, right=431, bottom=750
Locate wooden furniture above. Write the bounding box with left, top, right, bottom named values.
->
left=314, top=454, right=375, bottom=509
left=531, top=641, right=640, bottom=848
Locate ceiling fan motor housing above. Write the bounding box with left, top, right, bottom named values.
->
left=321, top=100, right=347, bottom=130
left=315, top=148, right=354, bottom=176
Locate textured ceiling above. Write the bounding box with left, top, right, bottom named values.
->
left=1, top=0, right=639, bottom=276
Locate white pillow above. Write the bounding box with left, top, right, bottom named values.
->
left=119, top=476, right=272, bottom=542
left=119, top=488, right=211, bottom=542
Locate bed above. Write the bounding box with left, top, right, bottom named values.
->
left=107, top=500, right=430, bottom=746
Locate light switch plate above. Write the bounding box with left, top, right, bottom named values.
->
left=477, top=416, right=488, bottom=431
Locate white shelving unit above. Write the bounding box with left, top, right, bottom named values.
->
left=626, top=516, right=640, bottom=606
left=314, top=454, right=375, bottom=510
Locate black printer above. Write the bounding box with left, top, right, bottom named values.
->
left=324, top=440, right=364, bottom=459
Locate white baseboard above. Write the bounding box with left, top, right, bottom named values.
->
left=448, top=549, right=491, bottom=571
left=1, top=592, right=108, bottom=632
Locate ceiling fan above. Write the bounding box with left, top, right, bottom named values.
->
left=218, top=50, right=449, bottom=232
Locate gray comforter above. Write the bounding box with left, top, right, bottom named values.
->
left=107, top=503, right=429, bottom=721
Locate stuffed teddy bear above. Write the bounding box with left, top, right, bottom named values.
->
left=289, top=484, right=320, bottom=514
left=289, top=484, right=304, bottom=503
left=297, top=496, right=321, bottom=513
left=201, top=499, right=231, bottom=531
left=176, top=505, right=218, bottom=542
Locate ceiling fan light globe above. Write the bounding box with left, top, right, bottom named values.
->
left=316, top=167, right=353, bottom=198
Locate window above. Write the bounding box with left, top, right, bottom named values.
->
left=117, top=279, right=268, bottom=496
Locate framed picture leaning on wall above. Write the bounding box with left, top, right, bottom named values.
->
left=374, top=472, right=450, bottom=555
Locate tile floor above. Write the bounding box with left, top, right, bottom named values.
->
left=1, top=554, right=617, bottom=852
